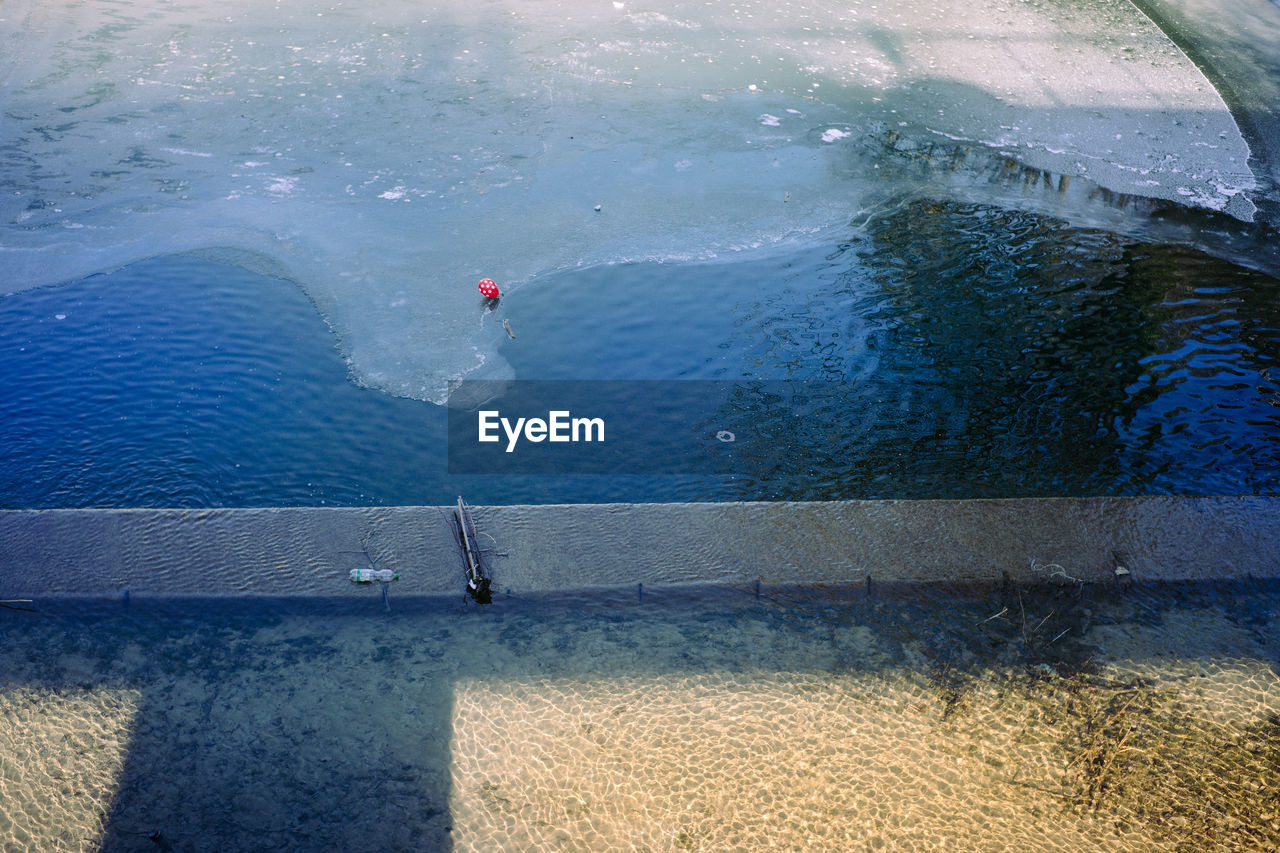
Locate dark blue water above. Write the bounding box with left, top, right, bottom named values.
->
left=3, top=200, right=1280, bottom=507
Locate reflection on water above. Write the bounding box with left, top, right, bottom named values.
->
left=1, top=582, right=1276, bottom=851
left=505, top=199, right=1280, bottom=499
left=830, top=200, right=1280, bottom=497
left=2, top=189, right=1280, bottom=506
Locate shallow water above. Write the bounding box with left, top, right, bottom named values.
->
left=2, top=581, right=1276, bottom=851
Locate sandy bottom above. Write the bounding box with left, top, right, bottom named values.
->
left=0, top=686, right=140, bottom=851
left=1, top=581, right=1277, bottom=852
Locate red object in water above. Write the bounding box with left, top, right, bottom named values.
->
left=478, top=278, right=500, bottom=299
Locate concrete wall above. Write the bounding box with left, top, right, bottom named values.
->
left=2, top=497, right=1276, bottom=599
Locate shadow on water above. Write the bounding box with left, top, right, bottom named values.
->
left=754, top=199, right=1280, bottom=499
left=2, top=578, right=1278, bottom=851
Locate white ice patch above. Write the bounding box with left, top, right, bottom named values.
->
left=264, top=176, right=298, bottom=197
left=0, top=0, right=1257, bottom=403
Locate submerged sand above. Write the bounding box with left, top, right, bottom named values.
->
left=1, top=581, right=1277, bottom=852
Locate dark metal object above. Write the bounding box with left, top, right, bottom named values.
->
left=453, top=497, right=492, bottom=604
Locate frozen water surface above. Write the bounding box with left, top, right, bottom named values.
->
left=0, top=0, right=1264, bottom=401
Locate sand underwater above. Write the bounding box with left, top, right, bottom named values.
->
left=1, top=501, right=1278, bottom=851
left=1, top=580, right=1278, bottom=852
left=4, top=0, right=1280, bottom=850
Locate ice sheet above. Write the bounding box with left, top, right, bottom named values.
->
left=0, top=0, right=1257, bottom=401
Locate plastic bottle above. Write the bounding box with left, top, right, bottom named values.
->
left=350, top=568, right=398, bottom=583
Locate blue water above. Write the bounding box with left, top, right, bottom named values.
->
left=3, top=200, right=1280, bottom=507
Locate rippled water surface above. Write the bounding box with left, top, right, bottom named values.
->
left=3, top=200, right=1279, bottom=506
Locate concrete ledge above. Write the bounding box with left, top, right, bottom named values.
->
left=2, top=497, right=1277, bottom=599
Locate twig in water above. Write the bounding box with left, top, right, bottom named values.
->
left=1031, top=609, right=1055, bottom=635
left=1019, top=592, right=1028, bottom=649
left=977, top=606, right=1008, bottom=625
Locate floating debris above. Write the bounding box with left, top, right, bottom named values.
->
left=349, top=568, right=398, bottom=583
